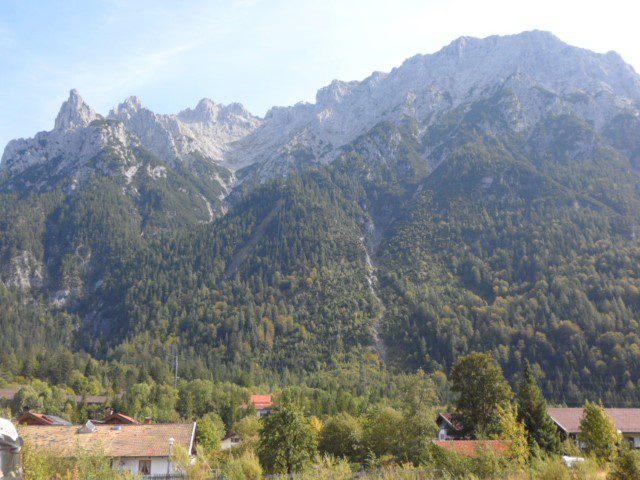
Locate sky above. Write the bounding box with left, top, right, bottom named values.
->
left=1, top=0, right=639, bottom=150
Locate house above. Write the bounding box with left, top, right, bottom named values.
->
left=102, top=409, right=140, bottom=425
left=220, top=431, right=243, bottom=450
left=17, top=409, right=72, bottom=426
left=0, top=388, right=20, bottom=402
left=434, top=440, right=509, bottom=458
left=240, top=394, right=275, bottom=417
left=548, top=407, right=640, bottom=449
left=19, top=422, right=196, bottom=477
left=435, top=412, right=466, bottom=440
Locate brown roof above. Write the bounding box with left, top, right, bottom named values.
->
left=0, top=387, right=20, bottom=400
left=548, top=408, right=640, bottom=434
left=18, top=411, right=72, bottom=426
left=102, top=412, right=140, bottom=425
left=437, top=412, right=464, bottom=431
left=19, top=423, right=195, bottom=458
left=434, top=440, right=509, bottom=457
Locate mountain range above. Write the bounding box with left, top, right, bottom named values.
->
left=2, top=30, right=640, bottom=404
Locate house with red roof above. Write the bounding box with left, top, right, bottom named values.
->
left=17, top=409, right=72, bottom=426
left=240, top=394, right=275, bottom=417
left=548, top=407, right=640, bottom=450
left=102, top=409, right=140, bottom=425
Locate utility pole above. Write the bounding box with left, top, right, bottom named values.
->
left=171, top=344, right=179, bottom=389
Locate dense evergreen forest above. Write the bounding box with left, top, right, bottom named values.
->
left=2, top=82, right=640, bottom=412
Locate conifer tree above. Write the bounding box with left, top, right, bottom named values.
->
left=516, top=361, right=560, bottom=453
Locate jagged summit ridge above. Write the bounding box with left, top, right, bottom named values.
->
left=226, top=30, right=640, bottom=177
left=3, top=30, right=640, bottom=187
left=1, top=90, right=260, bottom=185
left=53, top=89, right=100, bottom=132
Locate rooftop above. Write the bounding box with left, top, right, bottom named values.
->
left=548, top=408, right=640, bottom=434
left=437, top=412, right=464, bottom=431
left=18, top=411, right=72, bottom=426
left=19, top=423, right=196, bottom=458
left=241, top=394, right=274, bottom=410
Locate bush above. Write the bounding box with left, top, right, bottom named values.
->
left=297, top=455, right=352, bottom=479
left=222, top=451, right=262, bottom=480
left=21, top=444, right=124, bottom=480
left=609, top=448, right=640, bottom=480
left=318, top=412, right=363, bottom=461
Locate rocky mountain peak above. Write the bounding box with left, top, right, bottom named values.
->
left=110, top=96, right=145, bottom=118
left=316, top=80, right=357, bottom=107
left=178, top=98, right=220, bottom=123
left=53, top=89, right=99, bottom=132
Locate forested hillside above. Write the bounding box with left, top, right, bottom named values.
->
left=2, top=31, right=640, bottom=407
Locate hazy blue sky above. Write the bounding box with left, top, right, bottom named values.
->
left=1, top=0, right=638, bottom=150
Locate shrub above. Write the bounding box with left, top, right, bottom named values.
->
left=609, top=448, right=640, bottom=480
left=222, top=451, right=262, bottom=480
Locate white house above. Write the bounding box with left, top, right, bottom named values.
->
left=220, top=431, right=243, bottom=450
left=19, top=421, right=196, bottom=477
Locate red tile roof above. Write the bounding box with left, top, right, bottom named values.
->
left=102, top=412, right=140, bottom=425
left=17, top=411, right=72, bottom=426
left=434, top=440, right=509, bottom=457
left=250, top=395, right=273, bottom=408
left=19, top=423, right=195, bottom=458
left=241, top=394, right=274, bottom=410
left=548, top=408, right=640, bottom=434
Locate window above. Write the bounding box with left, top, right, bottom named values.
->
left=138, top=459, right=151, bottom=475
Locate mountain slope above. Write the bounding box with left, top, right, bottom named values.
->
left=2, top=31, right=640, bottom=404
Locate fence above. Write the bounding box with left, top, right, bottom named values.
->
left=140, top=474, right=188, bottom=480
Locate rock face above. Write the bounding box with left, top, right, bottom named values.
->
left=227, top=31, right=640, bottom=181
left=2, top=251, right=43, bottom=290
left=2, top=30, right=640, bottom=191
left=0, top=90, right=138, bottom=185
left=109, top=96, right=261, bottom=190
left=54, top=89, right=100, bottom=132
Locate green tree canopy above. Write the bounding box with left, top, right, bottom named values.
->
left=450, top=352, right=513, bottom=437
left=257, top=406, right=318, bottom=474
left=196, top=411, right=225, bottom=452
left=362, top=405, right=404, bottom=459
left=578, top=401, right=621, bottom=464
left=318, top=412, right=363, bottom=461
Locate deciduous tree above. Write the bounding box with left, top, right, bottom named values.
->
left=450, top=352, right=513, bottom=436
left=258, top=406, right=317, bottom=474
left=578, top=401, right=621, bottom=464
